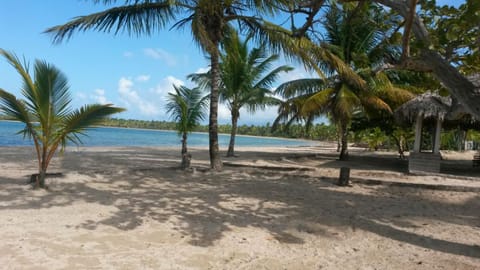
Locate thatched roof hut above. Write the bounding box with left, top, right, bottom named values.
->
left=394, top=92, right=451, bottom=124
left=395, top=91, right=479, bottom=129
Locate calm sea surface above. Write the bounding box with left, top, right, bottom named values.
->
left=0, top=121, right=314, bottom=147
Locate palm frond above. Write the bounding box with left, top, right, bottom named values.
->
left=275, top=78, right=326, bottom=98
left=61, top=104, right=125, bottom=145
left=0, top=88, right=37, bottom=139
left=165, top=85, right=207, bottom=135
left=45, top=1, right=176, bottom=43
left=302, top=87, right=336, bottom=115
left=253, top=65, right=293, bottom=90
left=333, top=84, right=361, bottom=120
left=0, top=50, right=37, bottom=111
left=31, top=60, right=73, bottom=135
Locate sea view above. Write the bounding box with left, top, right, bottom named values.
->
left=0, top=120, right=315, bottom=147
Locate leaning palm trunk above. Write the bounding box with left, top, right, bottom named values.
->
left=339, top=122, right=349, bottom=161
left=227, top=109, right=239, bottom=157
left=209, top=50, right=223, bottom=170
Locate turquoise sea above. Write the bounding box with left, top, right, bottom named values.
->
left=0, top=121, right=314, bottom=147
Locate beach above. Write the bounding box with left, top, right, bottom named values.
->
left=0, top=145, right=479, bottom=269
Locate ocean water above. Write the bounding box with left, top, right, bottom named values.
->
left=0, top=120, right=314, bottom=147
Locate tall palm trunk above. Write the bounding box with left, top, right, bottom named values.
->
left=336, top=125, right=341, bottom=152
left=209, top=48, right=223, bottom=170
left=227, top=108, right=239, bottom=157
left=339, top=121, right=349, bottom=161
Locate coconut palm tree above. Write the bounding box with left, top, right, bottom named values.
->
left=189, top=30, right=292, bottom=157
left=166, top=85, right=208, bottom=169
left=274, top=2, right=413, bottom=160
left=0, top=50, right=124, bottom=188
left=44, top=0, right=291, bottom=170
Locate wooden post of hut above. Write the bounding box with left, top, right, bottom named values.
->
left=413, top=114, right=423, bottom=153
left=433, top=118, right=443, bottom=154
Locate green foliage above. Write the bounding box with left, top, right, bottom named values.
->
left=165, top=85, right=208, bottom=136
left=364, top=127, right=388, bottom=151
left=0, top=49, right=124, bottom=188
left=274, top=2, right=414, bottom=160
left=189, top=29, right=292, bottom=156
left=418, top=0, right=480, bottom=74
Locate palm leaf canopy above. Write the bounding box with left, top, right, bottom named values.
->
left=189, top=29, right=291, bottom=113
left=166, top=85, right=208, bottom=134
left=0, top=49, right=125, bottom=148
left=45, top=0, right=291, bottom=54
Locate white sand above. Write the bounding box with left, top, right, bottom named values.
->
left=0, top=145, right=479, bottom=269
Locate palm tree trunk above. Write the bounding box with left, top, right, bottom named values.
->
left=37, top=156, right=47, bottom=189
left=336, top=126, right=341, bottom=152
left=181, top=132, right=190, bottom=169
left=339, top=121, right=349, bottom=161
left=209, top=48, right=223, bottom=170
left=227, top=109, right=239, bottom=157
left=181, top=132, right=187, bottom=155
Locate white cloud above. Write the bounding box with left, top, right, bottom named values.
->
left=76, top=92, right=87, bottom=100
left=135, top=74, right=151, bottom=82
left=144, top=48, right=177, bottom=66
left=153, top=76, right=185, bottom=95
left=91, top=88, right=110, bottom=104
left=277, top=68, right=313, bottom=85
left=118, top=77, right=160, bottom=116
left=217, top=104, right=231, bottom=124
left=194, top=67, right=210, bottom=74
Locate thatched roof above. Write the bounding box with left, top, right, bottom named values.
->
left=395, top=73, right=480, bottom=128
left=394, top=92, right=451, bottom=123
left=395, top=90, right=480, bottom=129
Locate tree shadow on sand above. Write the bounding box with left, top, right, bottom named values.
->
left=0, top=148, right=479, bottom=260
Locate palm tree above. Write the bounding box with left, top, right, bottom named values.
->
left=166, top=85, right=208, bottom=169
left=274, top=2, right=413, bottom=160
left=0, top=50, right=124, bottom=188
left=44, top=0, right=290, bottom=170
left=189, top=31, right=292, bottom=157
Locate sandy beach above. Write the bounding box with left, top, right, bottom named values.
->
left=0, top=144, right=479, bottom=269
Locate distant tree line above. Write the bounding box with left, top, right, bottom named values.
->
left=96, top=117, right=338, bottom=141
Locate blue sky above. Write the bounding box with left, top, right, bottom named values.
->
left=0, top=0, right=464, bottom=125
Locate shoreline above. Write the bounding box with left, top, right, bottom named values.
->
left=0, top=119, right=320, bottom=147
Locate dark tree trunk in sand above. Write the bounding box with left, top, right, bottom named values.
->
left=338, top=167, right=350, bottom=186
left=181, top=132, right=191, bottom=169
left=339, top=121, right=349, bottom=161
left=227, top=108, right=239, bottom=157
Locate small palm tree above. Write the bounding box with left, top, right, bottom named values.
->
left=190, top=30, right=292, bottom=157
left=0, top=50, right=124, bottom=188
left=166, top=85, right=208, bottom=169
